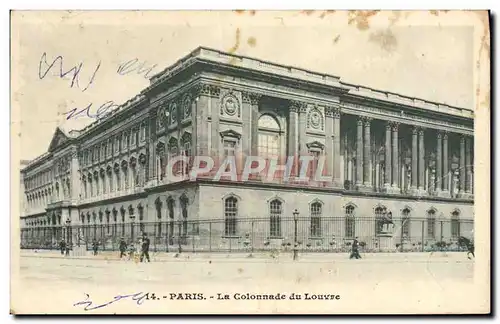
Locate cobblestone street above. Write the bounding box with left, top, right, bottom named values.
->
left=11, top=252, right=480, bottom=314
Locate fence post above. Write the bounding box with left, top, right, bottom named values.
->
left=400, top=219, right=404, bottom=252
left=440, top=221, right=444, bottom=244
left=209, top=222, right=212, bottom=253
left=251, top=221, right=254, bottom=253
left=165, top=222, right=169, bottom=253
left=178, top=220, right=182, bottom=254
left=421, top=220, right=425, bottom=252
left=192, top=222, right=195, bottom=253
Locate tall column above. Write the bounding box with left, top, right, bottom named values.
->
left=195, top=84, right=211, bottom=156
left=391, top=122, right=399, bottom=190
left=147, top=111, right=157, bottom=182
left=436, top=132, right=442, bottom=193
left=442, top=132, right=449, bottom=194
left=356, top=118, right=363, bottom=187
left=324, top=106, right=334, bottom=184
left=411, top=127, right=418, bottom=191
left=383, top=123, right=392, bottom=190
left=332, top=107, right=342, bottom=187
left=250, top=94, right=261, bottom=157
left=458, top=135, right=466, bottom=197
left=418, top=128, right=425, bottom=193
left=288, top=102, right=300, bottom=176
left=465, top=136, right=473, bottom=195
left=362, top=117, right=372, bottom=188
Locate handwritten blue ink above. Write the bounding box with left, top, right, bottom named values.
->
left=73, top=292, right=148, bottom=311
left=117, top=58, right=158, bottom=79
left=38, top=52, right=101, bottom=92
left=64, top=101, right=119, bottom=120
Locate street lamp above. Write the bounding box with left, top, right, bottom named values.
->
left=293, top=209, right=299, bottom=261
left=65, top=216, right=71, bottom=248
left=130, top=214, right=136, bottom=242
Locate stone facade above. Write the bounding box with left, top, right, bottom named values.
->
left=20, top=47, right=474, bottom=250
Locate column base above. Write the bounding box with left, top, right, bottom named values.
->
left=357, top=184, right=373, bottom=192
left=437, top=190, right=451, bottom=198
left=378, top=234, right=395, bottom=252
left=382, top=185, right=400, bottom=194
left=457, top=192, right=474, bottom=199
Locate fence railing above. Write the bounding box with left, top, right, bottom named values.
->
left=19, top=217, right=474, bottom=253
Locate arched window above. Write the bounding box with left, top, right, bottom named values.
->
left=269, top=199, right=282, bottom=238
left=224, top=196, right=238, bottom=236
left=402, top=208, right=411, bottom=238
left=258, top=115, right=281, bottom=161
left=310, top=201, right=322, bottom=237
left=427, top=209, right=436, bottom=239
left=451, top=210, right=460, bottom=239
left=345, top=205, right=355, bottom=238
left=374, top=206, right=386, bottom=235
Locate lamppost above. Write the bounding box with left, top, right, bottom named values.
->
left=293, top=209, right=299, bottom=261
left=130, top=214, right=136, bottom=243
left=65, top=216, right=71, bottom=248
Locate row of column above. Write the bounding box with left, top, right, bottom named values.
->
left=83, top=166, right=146, bottom=199
left=353, top=116, right=473, bottom=196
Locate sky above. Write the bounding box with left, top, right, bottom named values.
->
left=11, top=10, right=481, bottom=161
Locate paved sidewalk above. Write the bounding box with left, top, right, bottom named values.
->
left=20, top=249, right=470, bottom=262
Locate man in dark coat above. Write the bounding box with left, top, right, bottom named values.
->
left=140, top=234, right=151, bottom=262
left=350, top=237, right=362, bottom=259
left=92, top=238, right=99, bottom=256
left=59, top=239, right=66, bottom=255
left=119, top=237, right=127, bottom=259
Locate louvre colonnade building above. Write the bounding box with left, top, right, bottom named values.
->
left=20, top=47, right=474, bottom=251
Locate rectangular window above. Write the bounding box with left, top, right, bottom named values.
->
left=140, top=124, right=146, bottom=141
left=115, top=137, right=120, bottom=152
left=130, top=128, right=136, bottom=146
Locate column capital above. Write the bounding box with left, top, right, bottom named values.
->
left=324, top=105, right=341, bottom=118
left=412, top=126, right=418, bottom=135
left=290, top=100, right=307, bottom=113
left=437, top=131, right=442, bottom=139
left=442, top=131, right=449, bottom=140
left=249, top=93, right=262, bottom=105
left=390, top=121, right=400, bottom=131
left=460, top=135, right=466, bottom=144
left=362, top=116, right=372, bottom=125
left=417, top=127, right=425, bottom=136
left=191, top=83, right=211, bottom=97
left=357, top=118, right=364, bottom=126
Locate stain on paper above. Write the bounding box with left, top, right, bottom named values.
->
left=247, top=37, right=257, bottom=47
left=228, top=28, right=241, bottom=54
left=369, top=29, right=398, bottom=52
left=348, top=10, right=379, bottom=31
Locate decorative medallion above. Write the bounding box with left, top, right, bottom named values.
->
left=170, top=103, right=177, bottom=124
left=183, top=97, right=191, bottom=118
left=222, top=94, right=240, bottom=117
left=310, top=111, right=321, bottom=128
left=307, top=108, right=324, bottom=131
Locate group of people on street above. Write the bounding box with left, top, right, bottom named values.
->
left=119, top=233, right=151, bottom=262
left=85, top=233, right=150, bottom=262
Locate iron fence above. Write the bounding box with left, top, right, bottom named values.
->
left=19, top=217, right=474, bottom=253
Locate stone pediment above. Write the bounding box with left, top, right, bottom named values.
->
left=219, top=129, right=242, bottom=140
left=306, top=140, right=325, bottom=150
left=48, top=127, right=70, bottom=152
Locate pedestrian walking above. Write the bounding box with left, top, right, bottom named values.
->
left=349, top=237, right=362, bottom=259
left=92, top=238, right=99, bottom=256
left=119, top=237, right=127, bottom=259
left=140, top=234, right=151, bottom=263
left=59, top=239, right=66, bottom=255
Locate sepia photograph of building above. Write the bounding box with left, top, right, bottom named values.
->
left=19, top=46, right=474, bottom=254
